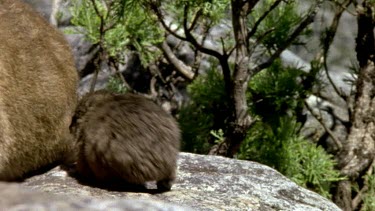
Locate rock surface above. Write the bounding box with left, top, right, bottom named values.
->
left=0, top=182, right=191, bottom=211
left=0, top=153, right=341, bottom=211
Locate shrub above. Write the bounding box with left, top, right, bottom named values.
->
left=178, top=66, right=229, bottom=153
left=239, top=117, right=344, bottom=198
left=106, top=75, right=128, bottom=94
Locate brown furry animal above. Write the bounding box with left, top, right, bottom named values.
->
left=70, top=90, right=181, bottom=191
left=0, top=0, right=78, bottom=180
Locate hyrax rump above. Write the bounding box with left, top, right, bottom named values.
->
left=70, top=90, right=181, bottom=191
left=0, top=0, right=78, bottom=180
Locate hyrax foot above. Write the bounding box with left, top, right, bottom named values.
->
left=157, top=179, right=174, bottom=192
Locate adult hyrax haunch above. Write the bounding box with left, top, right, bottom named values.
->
left=70, top=90, right=181, bottom=191
left=0, top=0, right=78, bottom=180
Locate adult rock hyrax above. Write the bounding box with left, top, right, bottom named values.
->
left=0, top=0, right=78, bottom=180
left=70, top=90, right=181, bottom=191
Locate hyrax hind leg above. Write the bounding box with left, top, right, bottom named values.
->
left=157, top=178, right=174, bottom=192
left=157, top=168, right=177, bottom=191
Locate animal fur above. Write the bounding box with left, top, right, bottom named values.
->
left=0, top=0, right=78, bottom=180
left=70, top=90, right=181, bottom=191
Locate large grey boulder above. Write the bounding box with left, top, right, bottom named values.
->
left=0, top=182, right=191, bottom=211
left=2, top=153, right=341, bottom=211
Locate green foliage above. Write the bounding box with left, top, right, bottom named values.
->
left=70, top=0, right=163, bottom=64
left=362, top=171, right=375, bottom=211
left=178, top=65, right=229, bottom=153
left=286, top=135, right=344, bottom=198
left=238, top=117, right=344, bottom=198
left=179, top=58, right=337, bottom=197
left=106, top=76, right=128, bottom=94
left=249, top=0, right=311, bottom=49
left=123, top=10, right=164, bottom=64
left=238, top=59, right=342, bottom=198
left=70, top=0, right=103, bottom=43
left=210, top=129, right=225, bottom=144
left=55, top=10, right=64, bottom=24
left=248, top=59, right=309, bottom=122
left=168, top=0, right=230, bottom=24
left=164, top=0, right=233, bottom=50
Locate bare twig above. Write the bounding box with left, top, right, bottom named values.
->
left=149, top=76, right=158, bottom=100
left=108, top=56, right=132, bottom=91
left=304, top=101, right=343, bottom=150
left=182, top=4, right=224, bottom=59
left=149, top=2, right=231, bottom=90
left=252, top=1, right=323, bottom=75
left=332, top=0, right=357, bottom=16
left=148, top=2, right=187, bottom=41
left=90, top=0, right=104, bottom=23
left=251, top=27, right=275, bottom=53
left=220, top=37, right=228, bottom=56
left=321, top=0, right=353, bottom=101
left=89, top=0, right=110, bottom=93
left=192, top=17, right=211, bottom=79
left=247, top=0, right=283, bottom=42
left=159, top=41, right=195, bottom=80
left=88, top=0, right=124, bottom=93
left=89, top=57, right=100, bottom=93
left=181, top=4, right=232, bottom=94
left=244, top=0, right=259, bottom=15
left=188, top=8, right=203, bottom=31
left=352, top=158, right=374, bottom=210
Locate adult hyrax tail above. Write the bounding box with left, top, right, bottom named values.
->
left=0, top=0, right=78, bottom=180
left=70, top=90, right=181, bottom=191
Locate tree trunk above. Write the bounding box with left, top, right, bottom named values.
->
left=209, top=0, right=255, bottom=157
left=226, top=0, right=255, bottom=157
left=209, top=0, right=319, bottom=157
left=333, top=180, right=353, bottom=211
left=333, top=1, right=375, bottom=210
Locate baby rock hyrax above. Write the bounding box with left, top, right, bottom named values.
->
left=70, top=90, right=181, bottom=191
